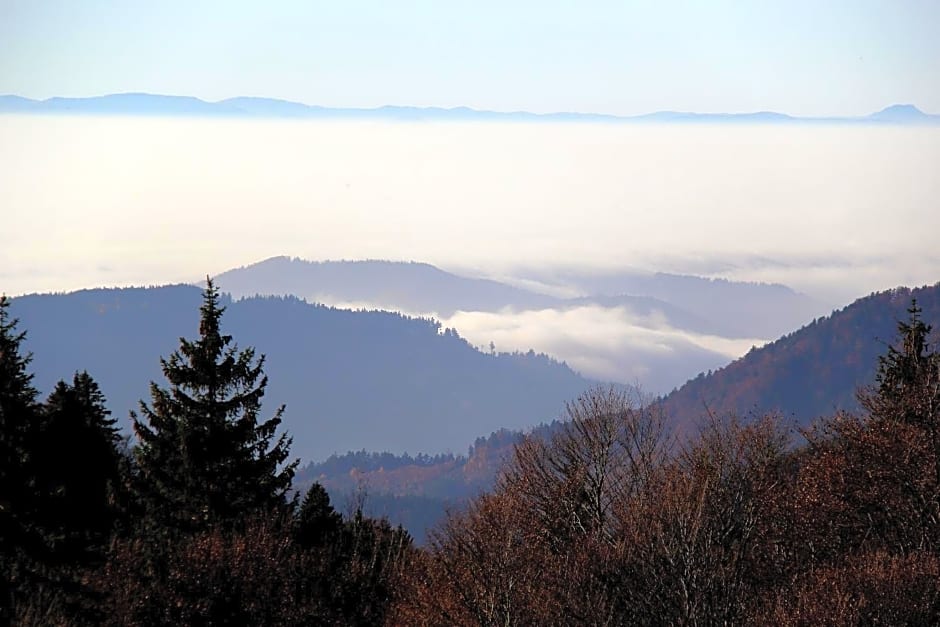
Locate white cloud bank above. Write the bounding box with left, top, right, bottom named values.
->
left=2, top=117, right=938, bottom=306
left=440, top=305, right=765, bottom=393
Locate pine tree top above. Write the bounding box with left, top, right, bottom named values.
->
left=132, top=278, right=297, bottom=534
left=0, top=295, right=39, bottom=408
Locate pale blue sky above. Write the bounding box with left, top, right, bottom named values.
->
left=1, top=0, right=938, bottom=116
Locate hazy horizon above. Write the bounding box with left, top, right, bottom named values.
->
left=4, top=2, right=939, bottom=117
left=4, top=91, right=938, bottom=120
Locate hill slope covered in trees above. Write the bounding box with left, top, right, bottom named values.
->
left=302, top=282, right=940, bottom=539
left=9, top=286, right=592, bottom=461
left=662, top=283, right=940, bottom=425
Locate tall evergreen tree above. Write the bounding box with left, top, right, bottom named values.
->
left=0, top=295, right=39, bottom=522
left=0, top=296, right=43, bottom=621
left=132, top=279, right=297, bottom=534
left=860, top=299, right=940, bottom=525
left=862, top=299, right=940, bottom=427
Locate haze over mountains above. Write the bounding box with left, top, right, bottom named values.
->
left=215, top=257, right=823, bottom=336
left=13, top=254, right=928, bottom=463
left=2, top=93, right=938, bottom=125
left=215, top=257, right=827, bottom=391
left=7, top=254, right=831, bottom=461
left=297, top=281, right=940, bottom=540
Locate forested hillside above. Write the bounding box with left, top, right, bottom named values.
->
left=213, top=257, right=830, bottom=397
left=4, top=283, right=940, bottom=624
left=295, top=428, right=529, bottom=542
left=10, top=286, right=591, bottom=460
left=304, top=283, right=940, bottom=541
left=662, top=283, right=940, bottom=425
left=395, top=319, right=940, bottom=625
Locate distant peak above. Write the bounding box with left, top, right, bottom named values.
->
left=878, top=104, right=922, bottom=114
left=868, top=104, right=928, bottom=121
left=238, top=256, right=434, bottom=270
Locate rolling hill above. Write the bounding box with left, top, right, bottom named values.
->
left=212, top=257, right=830, bottom=396
left=9, top=286, right=592, bottom=461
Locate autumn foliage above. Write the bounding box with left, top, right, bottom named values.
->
left=5, top=287, right=940, bottom=624
left=394, top=302, right=940, bottom=625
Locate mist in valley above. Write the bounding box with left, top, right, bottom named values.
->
left=3, top=115, right=938, bottom=389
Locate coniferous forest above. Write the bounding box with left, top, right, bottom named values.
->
left=2, top=281, right=940, bottom=625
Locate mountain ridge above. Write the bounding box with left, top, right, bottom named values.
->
left=660, top=282, right=940, bottom=423
left=9, top=285, right=594, bottom=461
left=214, top=256, right=826, bottom=340
left=2, top=93, right=938, bottom=125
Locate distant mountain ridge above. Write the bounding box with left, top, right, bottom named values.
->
left=2, top=93, right=938, bottom=125
left=214, top=257, right=828, bottom=394
left=214, top=257, right=559, bottom=318
left=215, top=256, right=825, bottom=340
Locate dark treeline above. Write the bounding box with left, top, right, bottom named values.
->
left=3, top=281, right=940, bottom=624
left=301, top=450, right=459, bottom=478
left=0, top=283, right=411, bottom=625
left=296, top=428, right=530, bottom=544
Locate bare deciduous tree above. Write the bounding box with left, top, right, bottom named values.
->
left=500, top=385, right=671, bottom=549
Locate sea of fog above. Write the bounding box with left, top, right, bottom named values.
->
left=2, top=116, right=939, bottom=386
left=2, top=116, right=938, bottom=301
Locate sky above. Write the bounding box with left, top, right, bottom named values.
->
left=1, top=1, right=939, bottom=116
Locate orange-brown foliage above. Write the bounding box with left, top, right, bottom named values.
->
left=754, top=551, right=940, bottom=625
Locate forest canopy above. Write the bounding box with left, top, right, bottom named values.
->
left=2, top=288, right=939, bottom=624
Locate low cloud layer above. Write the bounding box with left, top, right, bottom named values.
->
left=2, top=118, right=937, bottom=305
left=440, top=305, right=765, bottom=393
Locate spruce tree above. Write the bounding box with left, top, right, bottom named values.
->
left=132, top=280, right=297, bottom=534
left=862, top=300, right=940, bottom=427
left=0, top=296, right=42, bottom=620
left=860, top=299, right=940, bottom=524
left=294, top=483, right=342, bottom=549
left=0, top=295, right=39, bottom=520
